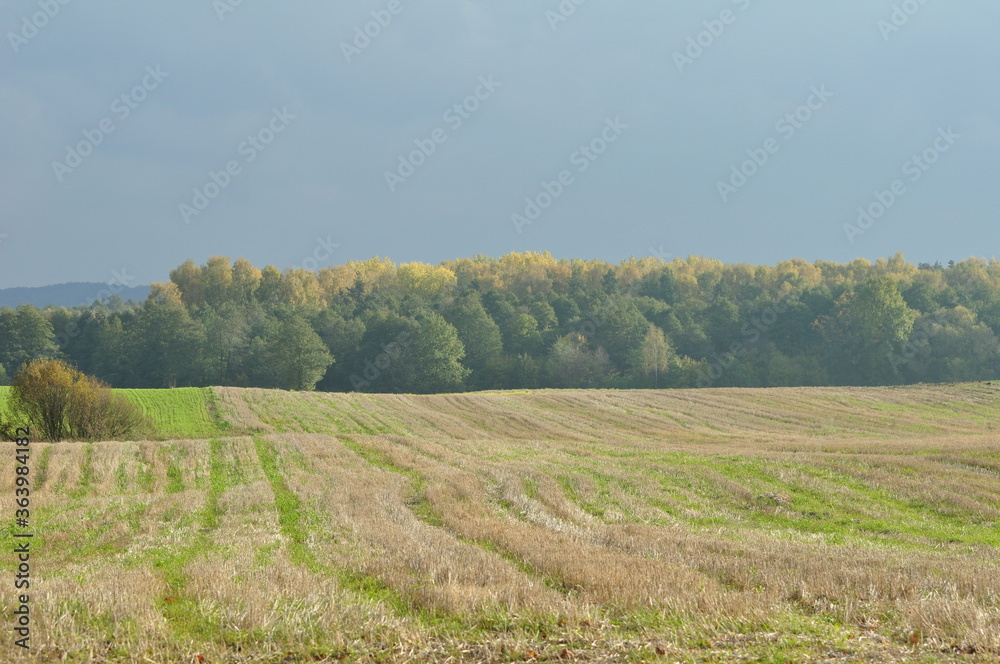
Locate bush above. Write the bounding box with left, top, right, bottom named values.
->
left=0, top=418, right=19, bottom=442
left=10, top=359, right=75, bottom=441
left=68, top=376, right=148, bottom=440
left=9, top=359, right=147, bottom=441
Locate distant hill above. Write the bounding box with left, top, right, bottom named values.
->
left=0, top=282, right=150, bottom=308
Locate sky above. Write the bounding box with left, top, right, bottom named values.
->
left=2, top=0, right=998, bottom=288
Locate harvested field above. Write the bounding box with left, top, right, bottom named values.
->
left=2, top=384, right=999, bottom=662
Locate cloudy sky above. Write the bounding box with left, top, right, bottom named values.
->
left=2, top=0, right=997, bottom=288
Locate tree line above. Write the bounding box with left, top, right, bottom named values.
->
left=2, top=253, right=999, bottom=393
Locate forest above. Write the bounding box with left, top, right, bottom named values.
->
left=2, top=252, right=999, bottom=393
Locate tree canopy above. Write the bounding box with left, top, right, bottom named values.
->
left=2, top=252, right=999, bottom=392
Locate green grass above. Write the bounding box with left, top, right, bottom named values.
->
left=35, top=445, right=52, bottom=488
left=254, top=437, right=319, bottom=571
left=0, top=385, right=229, bottom=440
left=0, top=386, right=18, bottom=431
left=68, top=444, right=95, bottom=498
left=145, top=439, right=231, bottom=641
left=117, top=387, right=229, bottom=439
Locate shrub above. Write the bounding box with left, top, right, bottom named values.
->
left=9, top=359, right=147, bottom=441
left=10, top=359, right=75, bottom=441
left=0, top=418, right=18, bottom=442
left=68, top=376, right=148, bottom=441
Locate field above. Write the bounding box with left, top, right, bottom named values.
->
left=0, top=386, right=229, bottom=441
left=1, top=384, right=999, bottom=662
left=115, top=387, right=231, bottom=440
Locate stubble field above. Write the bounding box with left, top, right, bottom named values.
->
left=1, top=383, right=999, bottom=662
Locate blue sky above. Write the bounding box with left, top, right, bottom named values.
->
left=2, top=0, right=997, bottom=287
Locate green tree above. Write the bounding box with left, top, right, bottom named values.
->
left=705, top=297, right=741, bottom=352
left=200, top=304, right=254, bottom=385
left=203, top=256, right=235, bottom=307
left=231, top=258, right=262, bottom=303
left=896, top=307, right=1000, bottom=383
left=510, top=353, right=542, bottom=389
left=629, top=324, right=672, bottom=388
left=901, top=278, right=940, bottom=313
left=546, top=333, right=611, bottom=388
left=0, top=305, right=60, bottom=376
left=765, top=352, right=828, bottom=387
left=591, top=297, right=650, bottom=371
left=127, top=284, right=206, bottom=387
left=169, top=258, right=204, bottom=307
left=769, top=292, right=830, bottom=356
left=52, top=309, right=112, bottom=377
left=357, top=311, right=468, bottom=393
left=90, top=315, right=130, bottom=386
left=9, top=358, right=75, bottom=440
left=259, top=315, right=334, bottom=390
left=508, top=313, right=543, bottom=355
left=256, top=265, right=285, bottom=308
left=401, top=312, right=469, bottom=393
left=442, top=293, right=503, bottom=388
left=550, top=295, right=581, bottom=327
left=820, top=277, right=917, bottom=385
left=315, top=311, right=366, bottom=391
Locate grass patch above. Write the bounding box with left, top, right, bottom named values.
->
left=68, top=444, right=95, bottom=499
left=150, top=438, right=230, bottom=641
left=118, top=387, right=228, bottom=439
left=163, top=445, right=186, bottom=494
left=35, top=445, right=52, bottom=489
left=254, top=437, right=318, bottom=571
